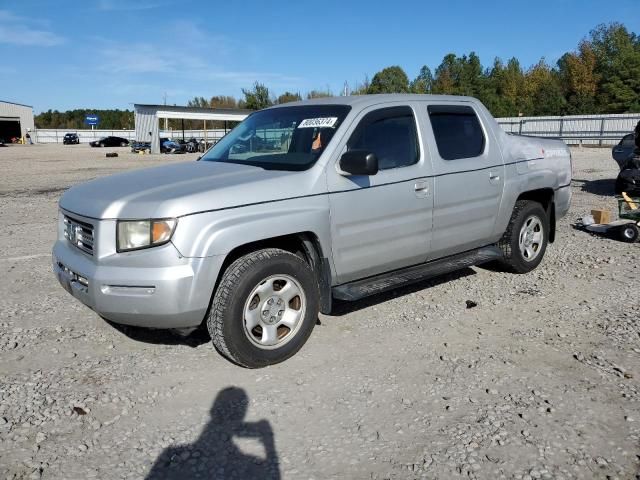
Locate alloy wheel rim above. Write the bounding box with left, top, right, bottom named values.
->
left=242, top=274, right=306, bottom=350
left=518, top=215, right=544, bottom=262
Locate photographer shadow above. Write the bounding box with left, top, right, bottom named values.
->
left=146, top=387, right=280, bottom=480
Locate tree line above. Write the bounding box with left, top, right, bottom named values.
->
left=35, top=109, right=133, bottom=130
left=35, top=22, right=639, bottom=129
left=229, top=23, right=640, bottom=117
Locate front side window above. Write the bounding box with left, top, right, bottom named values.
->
left=428, top=105, right=485, bottom=160
left=201, top=105, right=351, bottom=171
left=347, top=106, right=419, bottom=170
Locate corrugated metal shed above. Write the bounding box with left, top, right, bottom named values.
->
left=134, top=104, right=250, bottom=153
left=0, top=100, right=34, bottom=140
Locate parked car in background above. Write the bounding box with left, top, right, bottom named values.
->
left=63, top=133, right=80, bottom=145
left=90, top=136, right=129, bottom=148
left=612, top=133, right=635, bottom=168
left=131, top=141, right=151, bottom=153
left=53, top=94, right=572, bottom=368
left=160, top=138, right=184, bottom=154
left=184, top=137, right=199, bottom=153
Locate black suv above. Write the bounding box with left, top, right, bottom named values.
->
left=63, top=133, right=80, bottom=145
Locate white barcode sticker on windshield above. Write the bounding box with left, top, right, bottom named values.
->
left=298, top=117, right=338, bottom=129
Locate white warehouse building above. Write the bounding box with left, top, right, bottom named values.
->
left=0, top=100, right=35, bottom=142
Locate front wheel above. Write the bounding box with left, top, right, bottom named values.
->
left=207, top=248, right=319, bottom=368
left=498, top=200, right=549, bottom=273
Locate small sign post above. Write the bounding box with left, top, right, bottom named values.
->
left=84, top=114, right=100, bottom=131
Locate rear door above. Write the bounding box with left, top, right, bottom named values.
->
left=423, top=103, right=505, bottom=259
left=327, top=104, right=434, bottom=284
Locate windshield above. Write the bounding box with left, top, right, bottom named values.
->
left=201, top=105, right=351, bottom=171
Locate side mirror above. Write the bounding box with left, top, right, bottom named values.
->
left=339, top=150, right=379, bottom=176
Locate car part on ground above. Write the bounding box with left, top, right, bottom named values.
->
left=578, top=195, right=640, bottom=243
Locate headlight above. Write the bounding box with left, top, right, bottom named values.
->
left=116, top=219, right=177, bottom=252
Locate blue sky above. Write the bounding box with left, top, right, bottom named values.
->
left=1, top=0, right=638, bottom=113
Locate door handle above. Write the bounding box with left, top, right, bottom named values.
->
left=489, top=172, right=500, bottom=181
left=414, top=181, right=428, bottom=192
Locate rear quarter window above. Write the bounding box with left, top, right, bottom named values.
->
left=428, top=105, right=485, bottom=160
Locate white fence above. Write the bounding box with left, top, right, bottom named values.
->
left=497, top=113, right=640, bottom=146
left=33, top=129, right=228, bottom=144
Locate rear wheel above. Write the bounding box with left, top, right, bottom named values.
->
left=207, top=248, right=319, bottom=368
left=618, top=224, right=639, bottom=243
left=498, top=200, right=549, bottom=273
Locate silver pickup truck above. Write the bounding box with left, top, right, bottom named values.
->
left=53, top=94, right=572, bottom=367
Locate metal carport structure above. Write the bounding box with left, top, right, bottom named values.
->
left=134, top=104, right=250, bottom=154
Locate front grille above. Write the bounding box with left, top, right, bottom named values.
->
left=63, top=215, right=95, bottom=256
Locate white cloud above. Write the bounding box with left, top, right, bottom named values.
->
left=97, top=0, right=168, bottom=11
left=0, top=10, right=65, bottom=47
left=88, top=20, right=306, bottom=102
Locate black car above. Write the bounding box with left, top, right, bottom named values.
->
left=612, top=133, right=635, bottom=169
left=89, top=136, right=129, bottom=148
left=615, top=155, right=640, bottom=195
left=63, top=133, right=80, bottom=145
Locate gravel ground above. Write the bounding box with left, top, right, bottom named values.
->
left=0, top=143, right=639, bottom=480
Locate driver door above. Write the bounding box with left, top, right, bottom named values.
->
left=326, top=104, right=434, bottom=284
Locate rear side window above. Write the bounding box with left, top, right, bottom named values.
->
left=428, top=105, right=485, bottom=160
left=348, top=106, right=419, bottom=170
left=621, top=134, right=635, bottom=146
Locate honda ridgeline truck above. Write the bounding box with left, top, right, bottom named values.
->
left=53, top=95, right=572, bottom=367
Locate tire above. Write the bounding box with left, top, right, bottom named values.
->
left=120, top=141, right=127, bottom=147
left=618, top=224, right=639, bottom=243
left=207, top=248, right=319, bottom=368
left=498, top=200, right=549, bottom=273
left=99, top=143, right=104, bottom=147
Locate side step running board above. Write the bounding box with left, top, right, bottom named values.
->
left=332, top=246, right=503, bottom=301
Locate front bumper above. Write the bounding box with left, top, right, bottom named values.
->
left=52, top=240, right=224, bottom=328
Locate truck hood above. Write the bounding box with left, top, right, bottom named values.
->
left=59, top=161, right=314, bottom=219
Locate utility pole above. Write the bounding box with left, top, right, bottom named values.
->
left=342, top=81, right=350, bottom=96
left=163, top=92, right=168, bottom=132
